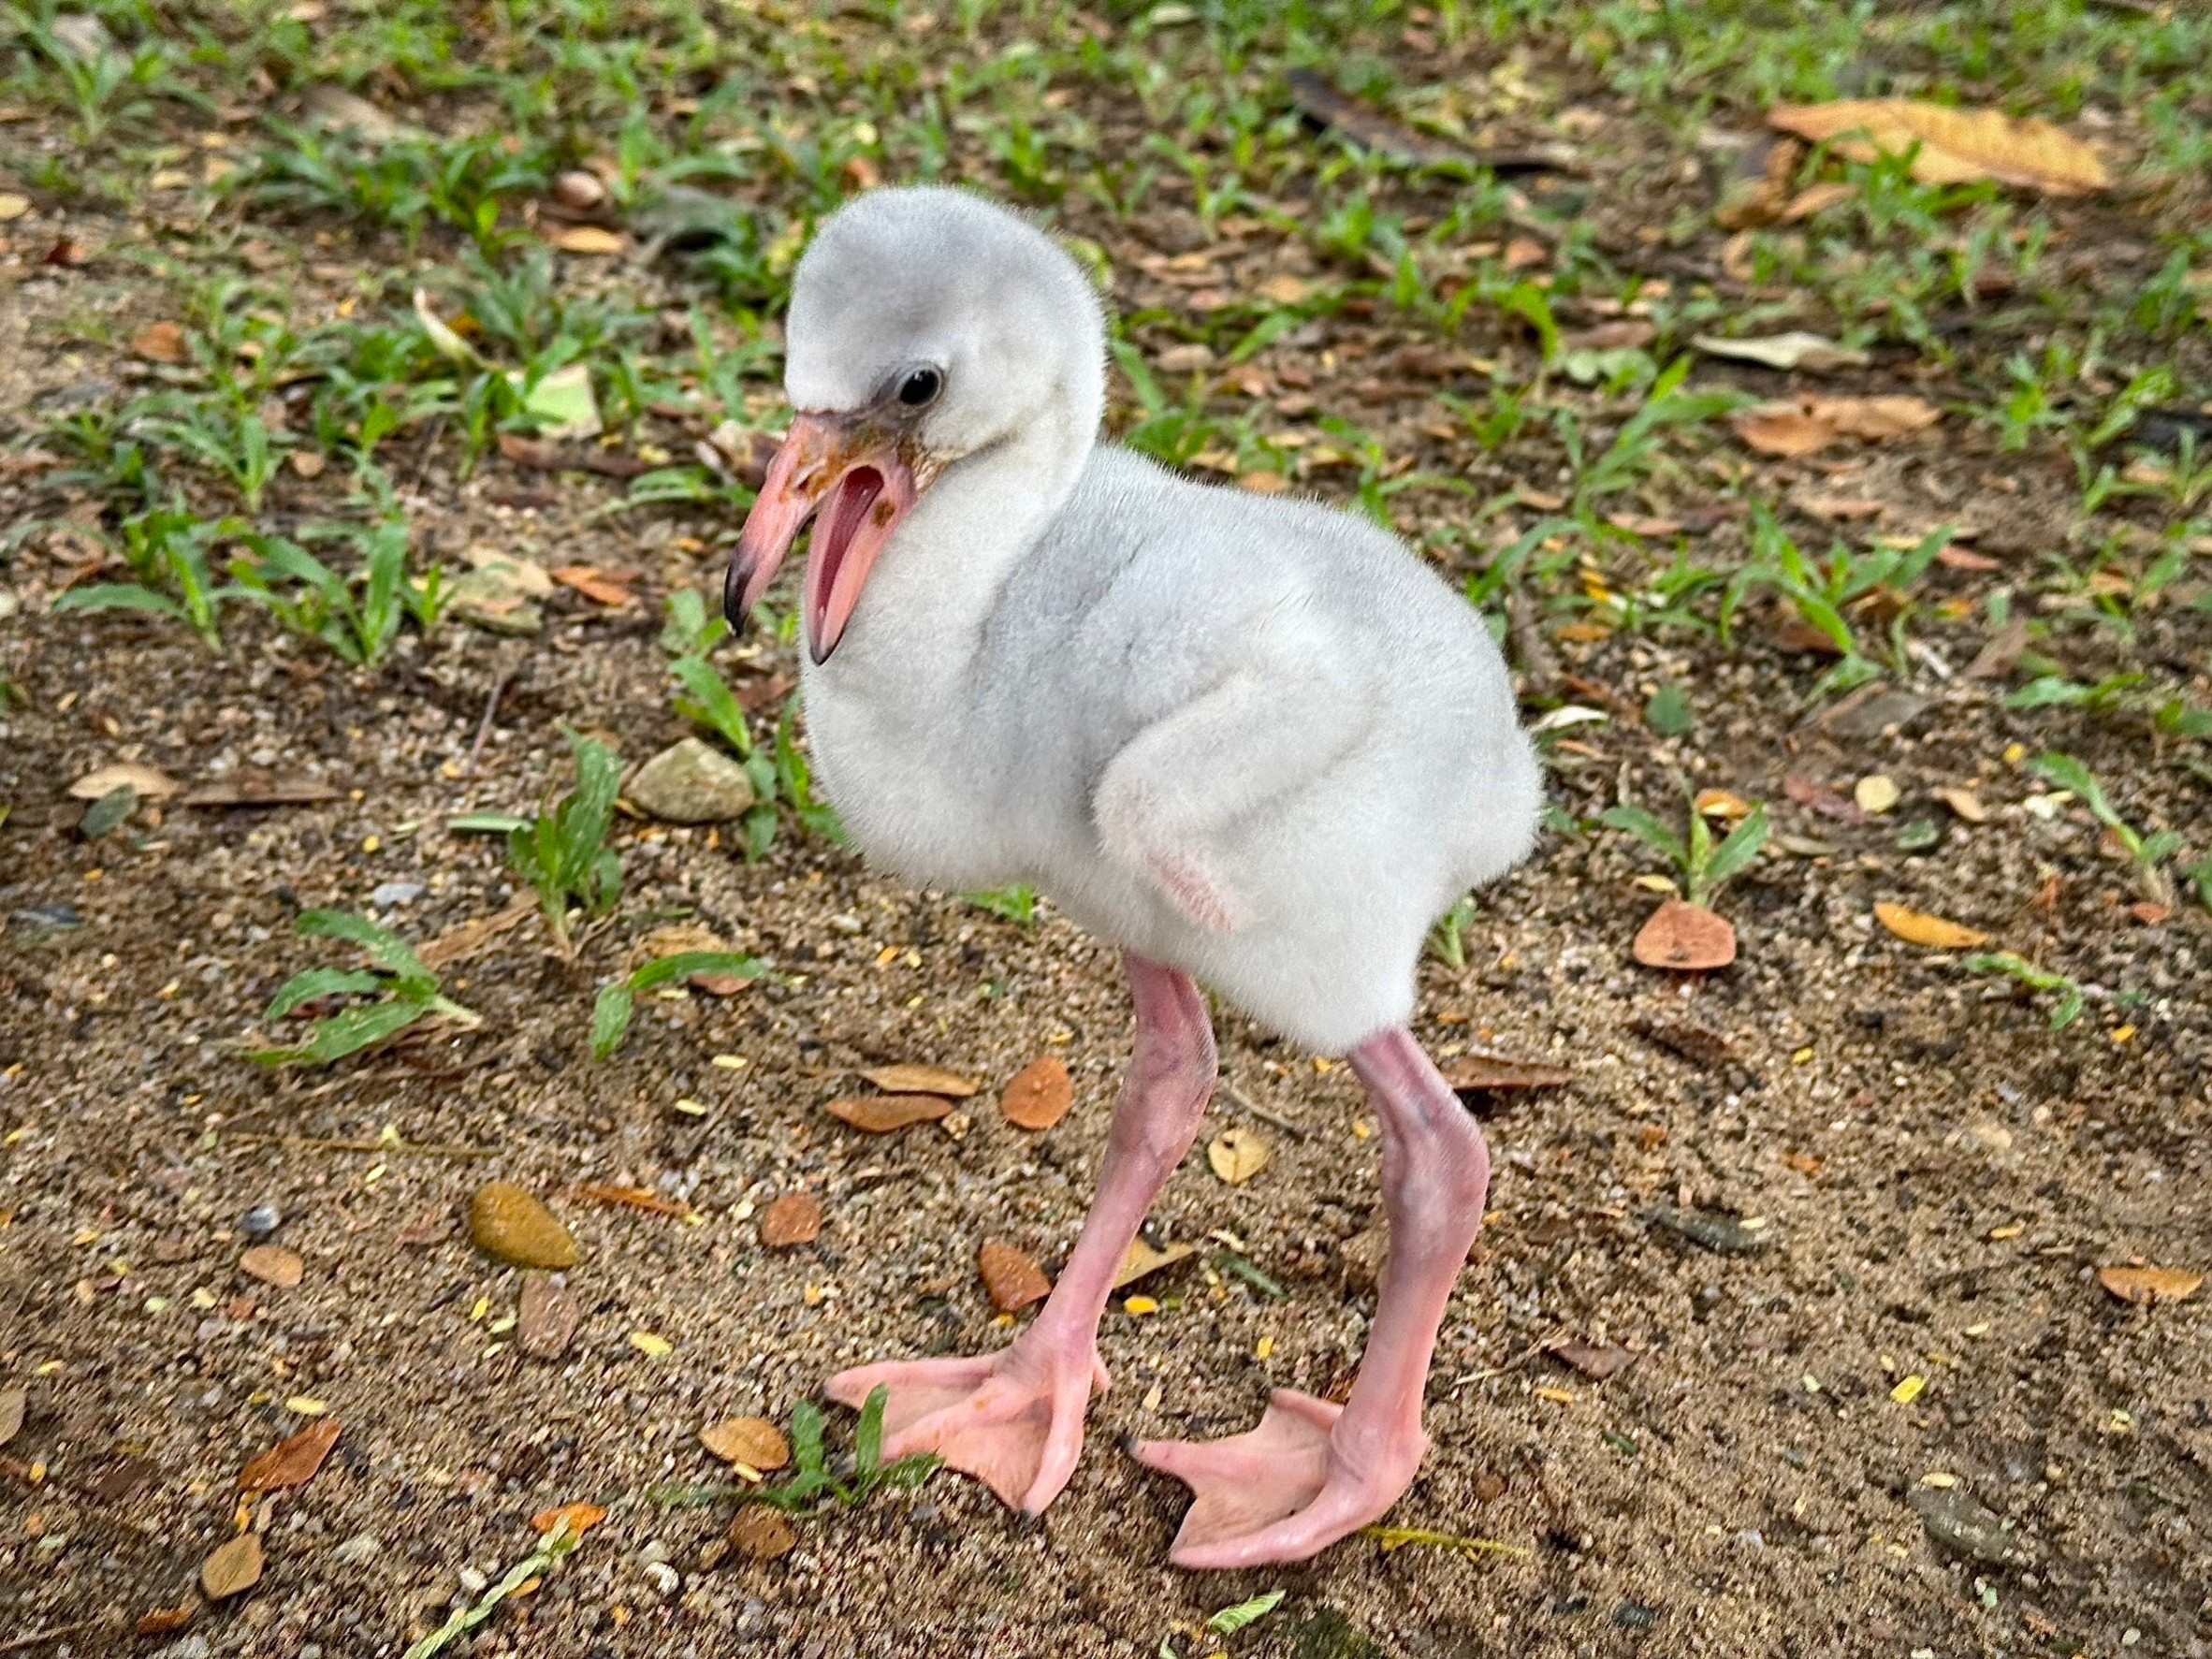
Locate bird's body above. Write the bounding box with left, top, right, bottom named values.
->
left=806, top=406, right=1537, bottom=1055
left=727, top=185, right=1540, bottom=1568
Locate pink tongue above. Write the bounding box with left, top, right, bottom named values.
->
left=808, top=467, right=885, bottom=642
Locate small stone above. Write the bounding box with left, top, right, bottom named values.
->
left=445, top=561, right=546, bottom=636
left=1961, top=1119, right=2015, bottom=1154
left=517, top=1273, right=581, bottom=1359
left=758, top=1193, right=822, bottom=1248
left=469, top=1183, right=578, bottom=1270
left=1821, top=688, right=1930, bottom=740
left=1648, top=1208, right=1772, bottom=1256
left=200, top=1533, right=264, bottom=1600
left=552, top=170, right=607, bottom=212
left=700, top=1417, right=790, bottom=1472
left=238, top=1245, right=304, bottom=1289
left=724, top=1507, right=796, bottom=1562
left=1854, top=774, right=1901, bottom=814
left=1909, top=1484, right=2023, bottom=1564
left=371, top=881, right=425, bottom=909
left=239, top=1205, right=282, bottom=1241
left=332, top=1533, right=381, bottom=1566
left=625, top=738, right=757, bottom=823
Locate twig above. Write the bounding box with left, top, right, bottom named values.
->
left=1449, top=1336, right=1551, bottom=1390
left=225, top=1132, right=497, bottom=1158
left=0, top=1625, right=98, bottom=1654
left=464, top=658, right=523, bottom=776
left=1218, top=1082, right=1306, bottom=1142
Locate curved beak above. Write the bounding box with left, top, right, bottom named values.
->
left=723, top=412, right=924, bottom=664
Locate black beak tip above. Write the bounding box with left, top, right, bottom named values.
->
left=721, top=554, right=753, bottom=631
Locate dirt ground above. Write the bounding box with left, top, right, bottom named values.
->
left=4, top=6, right=2211, bottom=1658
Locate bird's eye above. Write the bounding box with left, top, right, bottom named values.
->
left=896, top=367, right=942, bottom=408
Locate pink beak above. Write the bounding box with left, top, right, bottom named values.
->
left=723, top=412, right=921, bottom=665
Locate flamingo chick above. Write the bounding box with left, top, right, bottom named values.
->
left=726, top=187, right=1542, bottom=1568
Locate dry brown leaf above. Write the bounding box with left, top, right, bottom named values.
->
left=531, top=1502, right=608, bottom=1536
left=133, top=321, right=188, bottom=364
left=1781, top=181, right=1857, bottom=221
left=238, top=1244, right=303, bottom=1288
left=1934, top=786, right=1988, bottom=822
left=758, top=1192, right=822, bottom=1248
left=1768, top=99, right=2109, bottom=196
left=135, top=1601, right=198, bottom=1637
left=1439, top=1054, right=1571, bottom=1092
left=549, top=564, right=633, bottom=606
left=238, top=1418, right=341, bottom=1493
left=546, top=224, right=626, bottom=255
left=979, top=1240, right=1053, bottom=1312
left=418, top=893, right=536, bottom=968
left=1731, top=404, right=1833, bottom=457
left=178, top=770, right=342, bottom=808
left=1207, top=1126, right=1273, bottom=1185
left=726, top=1506, right=796, bottom=1561
left=1631, top=899, right=1737, bottom=970
left=824, top=1093, right=953, bottom=1133
left=573, top=1183, right=693, bottom=1220
left=700, top=1417, right=791, bottom=1471
left=999, top=1055, right=1074, bottom=1130
left=857, top=1063, right=978, bottom=1099
left=1795, top=492, right=1886, bottom=521
left=1548, top=1338, right=1637, bottom=1381
left=2096, top=1265, right=2202, bottom=1305
left=68, top=762, right=182, bottom=800
left=1874, top=902, right=1989, bottom=950
left=1735, top=395, right=1940, bottom=458
left=517, top=1273, right=579, bottom=1361
left=1825, top=396, right=1943, bottom=440
left=0, top=1385, right=23, bottom=1448
left=199, top=1534, right=263, bottom=1601
left=1114, top=1237, right=1199, bottom=1290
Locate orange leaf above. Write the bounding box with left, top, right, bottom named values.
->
left=1768, top=100, right=2109, bottom=196
left=550, top=565, right=633, bottom=606
left=978, top=1241, right=1052, bottom=1312
left=1439, top=1054, right=1571, bottom=1092
left=133, top=321, right=188, bottom=364
left=531, top=1502, right=608, bottom=1537
left=857, top=1063, right=978, bottom=1099
left=1631, top=899, right=1737, bottom=970
left=758, top=1192, right=822, bottom=1247
left=998, top=1055, right=1074, bottom=1130
left=824, top=1093, right=953, bottom=1133
left=238, top=1418, right=341, bottom=1493
left=1874, top=902, right=1989, bottom=950
left=2096, top=1265, right=2203, bottom=1305
left=573, top=1183, right=694, bottom=1219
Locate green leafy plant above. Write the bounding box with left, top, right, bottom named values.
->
left=963, top=883, right=1039, bottom=926
left=1720, top=509, right=1953, bottom=702
left=1962, top=951, right=2087, bottom=1031
left=1427, top=894, right=1478, bottom=968
left=2030, top=752, right=2184, bottom=905
left=401, top=1509, right=594, bottom=1659
left=251, top=910, right=479, bottom=1066
left=591, top=950, right=764, bottom=1060
left=455, top=731, right=624, bottom=953
left=228, top=519, right=444, bottom=668
left=650, top=1388, right=940, bottom=1515
left=1160, top=1589, right=1288, bottom=1658
left=50, top=506, right=246, bottom=651
left=1602, top=796, right=1769, bottom=909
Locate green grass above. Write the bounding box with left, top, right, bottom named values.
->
left=251, top=910, right=480, bottom=1067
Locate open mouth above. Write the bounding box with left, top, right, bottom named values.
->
left=804, top=464, right=886, bottom=656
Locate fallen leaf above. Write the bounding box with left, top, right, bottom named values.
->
left=531, top=1502, right=608, bottom=1536
left=700, top=1418, right=789, bottom=1472
left=549, top=564, right=634, bottom=607
left=629, top=1330, right=673, bottom=1358
left=238, top=1418, right=341, bottom=1493
left=1630, top=1020, right=1735, bottom=1070
left=1691, top=330, right=1869, bottom=372
left=68, top=762, right=182, bottom=800
left=0, top=1385, right=22, bottom=1448
left=998, top=1055, right=1074, bottom=1130
left=1937, top=546, right=2001, bottom=572
left=1648, top=1208, right=1772, bottom=1256
left=178, top=770, right=342, bottom=808
left=132, top=321, right=189, bottom=364
left=1934, top=786, right=1988, bottom=822
left=1783, top=1151, right=1825, bottom=1175
left=238, top=1245, right=303, bottom=1289
left=1733, top=394, right=1940, bottom=457
left=823, top=1093, right=953, bottom=1133
left=517, top=1273, right=579, bottom=1361
left=546, top=224, right=626, bottom=255
left=1874, top=902, right=1989, bottom=950
left=1255, top=274, right=1310, bottom=305
left=511, top=361, right=600, bottom=441
left=135, top=1601, right=198, bottom=1637
left=1548, top=1337, right=1636, bottom=1380
left=1784, top=775, right=1867, bottom=823
left=979, top=1240, right=1053, bottom=1312
left=1439, top=1054, right=1571, bottom=1092
left=725, top=1506, right=796, bottom=1561
left=1732, top=404, right=1834, bottom=457
left=1207, top=1126, right=1273, bottom=1185
left=1114, top=1237, right=1199, bottom=1290
left=393, top=1210, right=451, bottom=1248
left=1695, top=789, right=1754, bottom=821
left=1781, top=180, right=1857, bottom=221
left=1854, top=774, right=1901, bottom=814
left=1631, top=899, right=1737, bottom=970
left=573, top=1183, right=693, bottom=1220
left=2096, top=1265, right=2202, bottom=1305
left=1769, top=99, right=2109, bottom=195
left=418, top=894, right=536, bottom=968
left=1795, top=491, right=1886, bottom=521
left=857, top=1063, right=978, bottom=1099
left=199, top=1534, right=264, bottom=1601
left=551, top=170, right=607, bottom=213
left=0, top=192, right=29, bottom=222
left=758, top=1193, right=822, bottom=1248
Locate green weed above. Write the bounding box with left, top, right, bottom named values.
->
left=455, top=731, right=625, bottom=953
left=251, top=911, right=479, bottom=1067
left=1602, top=795, right=1769, bottom=909
left=591, top=949, right=764, bottom=1060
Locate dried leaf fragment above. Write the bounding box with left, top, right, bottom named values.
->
left=1440, top=1054, right=1571, bottom=1093
left=1768, top=99, right=2109, bottom=196
left=1114, top=1237, right=1199, bottom=1290
left=200, top=1533, right=264, bottom=1601
left=701, top=1417, right=790, bottom=1471
left=978, top=1240, right=1053, bottom=1312
left=858, top=1062, right=979, bottom=1099
left=1690, top=330, right=1868, bottom=372
left=1874, top=902, right=1989, bottom=950
left=999, top=1055, right=1074, bottom=1129
left=238, top=1244, right=303, bottom=1288
left=1548, top=1338, right=1636, bottom=1381
left=758, top=1193, right=822, bottom=1248
left=68, top=761, right=182, bottom=800
left=823, top=1093, right=953, bottom=1133
left=1631, top=899, right=1737, bottom=970
left=1207, top=1126, right=1273, bottom=1184
left=0, top=1385, right=22, bottom=1448
left=725, top=1506, right=796, bottom=1561
left=135, top=1601, right=198, bottom=1637
left=546, top=224, right=626, bottom=255
left=2096, top=1265, right=2202, bottom=1305
left=1733, top=394, right=1940, bottom=457
left=132, top=321, right=189, bottom=364
left=239, top=1418, right=341, bottom=1493
left=531, top=1502, right=608, bottom=1536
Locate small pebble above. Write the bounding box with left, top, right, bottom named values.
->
left=371, top=880, right=425, bottom=909
left=240, top=1205, right=282, bottom=1240
left=332, top=1533, right=381, bottom=1566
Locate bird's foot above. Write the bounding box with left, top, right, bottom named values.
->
left=825, top=1331, right=1109, bottom=1515
left=1133, top=1389, right=1426, bottom=1568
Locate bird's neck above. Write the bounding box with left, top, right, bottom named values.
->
left=815, top=384, right=1097, bottom=693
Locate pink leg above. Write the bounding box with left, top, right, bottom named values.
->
left=827, top=953, right=1215, bottom=1514
left=1135, top=1026, right=1490, bottom=1568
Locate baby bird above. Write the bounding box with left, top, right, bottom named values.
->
left=726, top=186, right=1541, bottom=1567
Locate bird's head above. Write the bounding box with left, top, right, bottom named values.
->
left=724, top=186, right=1105, bottom=663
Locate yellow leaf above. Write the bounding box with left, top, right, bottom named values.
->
left=2096, top=1265, right=2203, bottom=1305
left=1768, top=100, right=2109, bottom=195
left=1874, top=902, right=1989, bottom=950
left=283, top=1396, right=327, bottom=1416
left=1124, top=1295, right=1160, bottom=1316
left=1206, top=1127, right=1272, bottom=1185
left=1891, top=1375, right=1927, bottom=1404
left=1854, top=774, right=1900, bottom=814
left=1534, top=1386, right=1576, bottom=1404
left=628, top=1331, right=673, bottom=1357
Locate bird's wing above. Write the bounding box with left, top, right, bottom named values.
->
left=1090, top=604, right=1375, bottom=934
